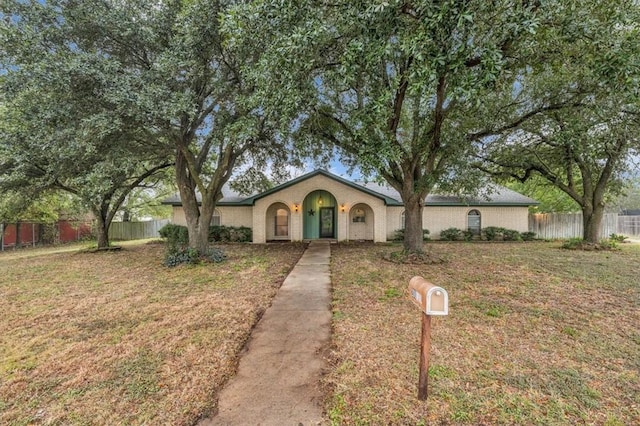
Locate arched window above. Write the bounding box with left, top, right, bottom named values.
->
left=212, top=209, right=221, bottom=227
left=275, top=208, right=289, bottom=236
left=352, top=208, right=366, bottom=223
left=467, top=209, right=481, bottom=235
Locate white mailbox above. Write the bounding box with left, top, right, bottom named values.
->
left=408, top=276, right=449, bottom=316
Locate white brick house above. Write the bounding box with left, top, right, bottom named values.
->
left=163, top=169, right=538, bottom=243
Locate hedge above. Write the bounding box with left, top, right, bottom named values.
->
left=159, top=224, right=252, bottom=246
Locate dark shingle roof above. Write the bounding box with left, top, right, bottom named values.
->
left=162, top=170, right=538, bottom=207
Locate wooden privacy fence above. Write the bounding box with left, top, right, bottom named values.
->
left=618, top=215, right=640, bottom=236
left=528, top=213, right=618, bottom=240
left=1, top=221, right=93, bottom=250
left=108, top=219, right=170, bottom=241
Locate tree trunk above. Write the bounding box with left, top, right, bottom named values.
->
left=187, top=213, right=213, bottom=254
left=176, top=149, right=212, bottom=255
left=582, top=204, right=604, bottom=243
left=403, top=197, right=424, bottom=252
left=94, top=214, right=110, bottom=249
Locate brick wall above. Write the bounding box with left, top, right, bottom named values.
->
left=170, top=177, right=530, bottom=243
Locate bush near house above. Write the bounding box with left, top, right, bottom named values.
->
left=208, top=225, right=252, bottom=243
left=392, top=228, right=431, bottom=241
left=481, top=227, right=530, bottom=241
left=158, top=223, right=189, bottom=247
left=439, top=227, right=464, bottom=241
left=159, top=224, right=251, bottom=267
left=159, top=224, right=252, bottom=246
left=440, top=227, right=535, bottom=242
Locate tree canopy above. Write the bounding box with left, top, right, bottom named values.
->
left=0, top=0, right=174, bottom=247
left=229, top=0, right=583, bottom=251
left=472, top=0, right=640, bottom=242
left=1, top=0, right=638, bottom=250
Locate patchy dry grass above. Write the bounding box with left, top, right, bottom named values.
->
left=0, top=241, right=305, bottom=425
left=326, top=242, right=640, bottom=425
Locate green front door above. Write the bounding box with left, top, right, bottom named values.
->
left=319, top=207, right=335, bottom=238
left=303, top=190, right=337, bottom=239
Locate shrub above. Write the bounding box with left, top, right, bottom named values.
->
left=163, top=247, right=199, bottom=267
left=521, top=231, right=536, bottom=241
left=609, top=233, right=627, bottom=243
left=562, top=238, right=585, bottom=250
left=392, top=229, right=430, bottom=242
left=209, top=225, right=252, bottom=242
left=160, top=224, right=252, bottom=245
left=159, top=224, right=189, bottom=247
left=503, top=229, right=523, bottom=241
left=483, top=226, right=506, bottom=241
left=206, top=247, right=226, bottom=263
left=209, top=225, right=230, bottom=242
left=600, top=238, right=619, bottom=250
left=462, top=230, right=475, bottom=241
left=232, top=226, right=252, bottom=242
left=440, top=227, right=463, bottom=241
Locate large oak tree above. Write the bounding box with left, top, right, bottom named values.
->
left=2, top=0, right=293, bottom=253
left=0, top=1, right=173, bottom=248
left=234, top=0, right=559, bottom=252
left=472, top=0, right=640, bottom=243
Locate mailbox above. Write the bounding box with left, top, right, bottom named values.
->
left=408, top=276, right=448, bottom=316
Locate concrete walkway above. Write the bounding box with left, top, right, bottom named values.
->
left=199, top=241, right=332, bottom=426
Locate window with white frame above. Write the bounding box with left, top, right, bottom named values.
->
left=212, top=209, right=221, bottom=226
left=352, top=208, right=366, bottom=223
left=467, top=209, right=481, bottom=235
left=275, top=208, right=289, bottom=236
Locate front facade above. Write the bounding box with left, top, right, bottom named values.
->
left=165, top=170, right=538, bottom=243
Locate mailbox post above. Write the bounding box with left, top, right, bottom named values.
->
left=408, top=276, right=448, bottom=401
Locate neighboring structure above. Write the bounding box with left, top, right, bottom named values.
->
left=163, top=169, right=538, bottom=243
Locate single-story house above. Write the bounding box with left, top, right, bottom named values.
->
left=163, top=169, right=538, bottom=243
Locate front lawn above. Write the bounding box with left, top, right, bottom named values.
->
left=0, top=242, right=305, bottom=425
left=3, top=240, right=638, bottom=425
left=326, top=242, right=640, bottom=425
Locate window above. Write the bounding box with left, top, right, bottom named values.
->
left=352, top=208, right=366, bottom=223
left=401, top=211, right=405, bottom=229
left=275, top=208, right=289, bottom=236
left=467, top=209, right=481, bottom=235
left=212, top=209, right=221, bottom=226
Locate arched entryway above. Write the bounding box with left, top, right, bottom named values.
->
left=303, top=190, right=337, bottom=239
left=266, top=202, right=291, bottom=241
left=349, top=203, right=374, bottom=240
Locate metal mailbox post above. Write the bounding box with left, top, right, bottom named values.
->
left=408, top=276, right=449, bottom=401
